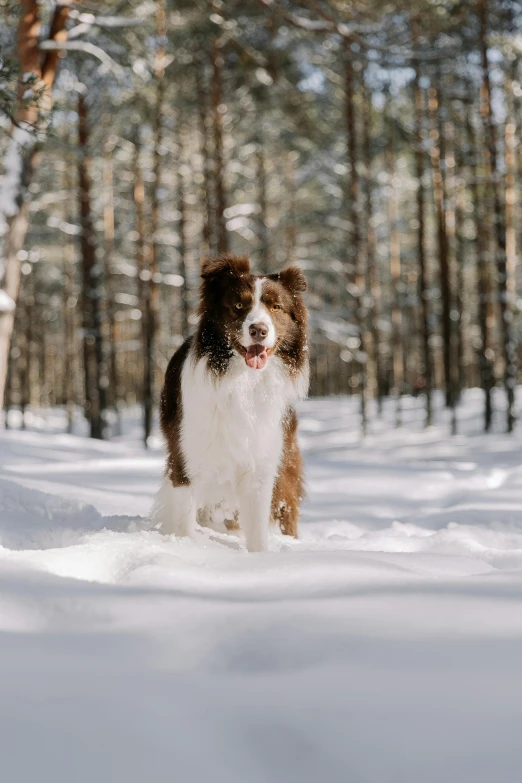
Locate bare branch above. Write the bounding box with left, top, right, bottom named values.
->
left=39, top=40, right=125, bottom=79
left=300, top=0, right=355, bottom=37
left=255, top=0, right=456, bottom=60
left=69, top=11, right=142, bottom=28
left=67, top=10, right=142, bottom=40
left=255, top=0, right=335, bottom=33
left=67, top=23, right=95, bottom=40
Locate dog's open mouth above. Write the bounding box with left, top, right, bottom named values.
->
left=245, top=344, right=268, bottom=370
left=236, top=341, right=279, bottom=370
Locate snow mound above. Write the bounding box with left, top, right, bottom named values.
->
left=2, top=394, right=522, bottom=783
left=0, top=477, right=142, bottom=550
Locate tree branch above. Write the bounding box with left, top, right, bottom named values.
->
left=255, top=0, right=337, bottom=33
left=39, top=40, right=125, bottom=79
left=67, top=12, right=142, bottom=40
left=69, top=11, right=142, bottom=27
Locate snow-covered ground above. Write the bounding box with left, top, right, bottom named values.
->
left=1, top=390, right=522, bottom=783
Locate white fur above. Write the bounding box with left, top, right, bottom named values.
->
left=151, top=481, right=194, bottom=537
left=241, top=278, right=276, bottom=349
left=154, top=346, right=306, bottom=552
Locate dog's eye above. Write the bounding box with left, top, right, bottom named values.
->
left=235, top=303, right=243, bottom=310
left=272, top=304, right=282, bottom=311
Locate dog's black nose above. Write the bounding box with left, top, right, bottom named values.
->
left=249, top=322, right=269, bottom=342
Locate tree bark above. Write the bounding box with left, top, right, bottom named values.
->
left=0, top=1, right=71, bottom=409
left=103, top=124, right=120, bottom=435
left=344, top=44, right=366, bottom=435
left=285, top=152, right=297, bottom=265
left=362, top=80, right=383, bottom=414
left=18, top=265, right=34, bottom=428
left=442, top=112, right=458, bottom=434
left=78, top=92, right=106, bottom=439
left=428, top=83, right=453, bottom=415
left=210, top=38, right=228, bottom=254
left=176, top=125, right=190, bottom=339
left=196, top=63, right=215, bottom=255
left=386, top=96, right=403, bottom=427
left=62, top=158, right=76, bottom=434
left=256, top=134, right=270, bottom=274
left=41, top=4, right=70, bottom=94
left=479, top=0, right=516, bottom=431
left=133, top=132, right=149, bottom=444
left=505, top=113, right=517, bottom=418
left=413, top=60, right=432, bottom=426
left=142, top=0, right=166, bottom=446
left=467, top=111, right=494, bottom=431
left=454, top=122, right=467, bottom=400
left=63, top=234, right=76, bottom=434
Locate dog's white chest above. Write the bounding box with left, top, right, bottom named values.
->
left=180, top=354, right=293, bottom=505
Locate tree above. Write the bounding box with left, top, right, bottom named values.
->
left=0, top=1, right=72, bottom=409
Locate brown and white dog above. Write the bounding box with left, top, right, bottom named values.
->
left=152, top=254, right=309, bottom=552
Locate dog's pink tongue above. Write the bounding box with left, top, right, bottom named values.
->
left=245, top=344, right=268, bottom=369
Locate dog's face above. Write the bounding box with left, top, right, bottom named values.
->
left=199, top=255, right=307, bottom=371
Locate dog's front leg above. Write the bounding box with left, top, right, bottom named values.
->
left=238, top=477, right=273, bottom=553
left=152, top=478, right=197, bottom=538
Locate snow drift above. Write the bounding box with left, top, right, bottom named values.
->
left=1, top=391, right=522, bottom=782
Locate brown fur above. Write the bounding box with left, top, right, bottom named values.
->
left=160, top=337, right=192, bottom=487
left=271, top=407, right=304, bottom=537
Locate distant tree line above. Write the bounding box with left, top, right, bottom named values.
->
left=1, top=0, right=521, bottom=441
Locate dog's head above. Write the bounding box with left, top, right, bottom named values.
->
left=199, top=254, right=307, bottom=372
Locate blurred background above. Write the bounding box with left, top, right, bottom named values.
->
left=1, top=0, right=521, bottom=443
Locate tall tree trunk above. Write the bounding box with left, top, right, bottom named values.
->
left=386, top=104, right=403, bottom=427
left=505, top=114, right=517, bottom=417
left=142, top=0, right=166, bottom=446
left=285, top=152, right=298, bottom=265
left=513, top=63, right=522, bottom=275
left=176, top=124, right=190, bottom=339
left=443, top=113, right=458, bottom=434
left=479, top=0, right=516, bottom=431
left=37, top=298, right=47, bottom=408
left=504, top=88, right=517, bottom=426
left=133, top=133, right=148, bottom=443
left=467, top=112, right=494, bottom=430
left=63, top=234, right=76, bottom=434
left=78, top=93, right=106, bottom=439
left=103, top=124, right=120, bottom=435
left=428, top=83, right=453, bottom=416
left=0, top=1, right=71, bottom=409
left=454, top=127, right=467, bottom=399
left=413, top=60, right=432, bottom=426
left=3, top=339, right=14, bottom=428
left=196, top=64, right=215, bottom=255
left=256, top=133, right=270, bottom=274
left=63, top=158, right=76, bottom=434
left=362, top=80, right=383, bottom=414
left=19, top=265, right=34, bottom=428
left=210, top=38, right=228, bottom=254
left=344, top=45, right=366, bottom=435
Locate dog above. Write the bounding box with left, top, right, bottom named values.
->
left=151, top=254, right=309, bottom=552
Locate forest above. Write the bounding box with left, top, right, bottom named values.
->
left=1, top=0, right=521, bottom=441
left=4, top=4, right=522, bottom=779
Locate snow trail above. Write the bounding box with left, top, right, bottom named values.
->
left=1, top=391, right=522, bottom=782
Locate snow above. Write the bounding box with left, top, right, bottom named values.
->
left=0, top=288, right=15, bottom=312
left=1, top=390, right=522, bottom=782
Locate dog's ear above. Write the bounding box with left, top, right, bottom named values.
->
left=201, top=255, right=250, bottom=280
left=273, top=266, right=307, bottom=294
